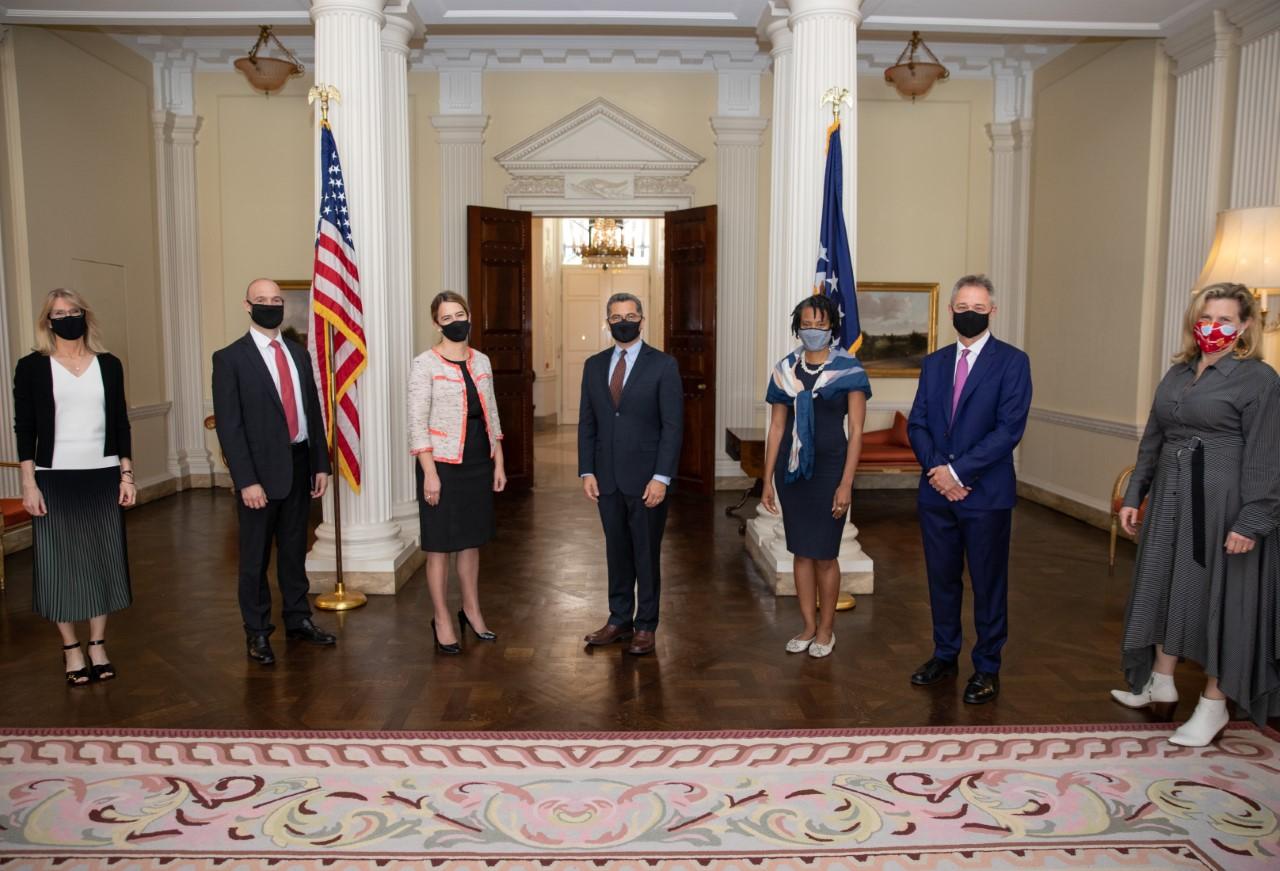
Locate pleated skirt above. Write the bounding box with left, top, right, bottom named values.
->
left=32, top=467, right=132, bottom=623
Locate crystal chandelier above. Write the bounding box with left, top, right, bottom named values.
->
left=574, top=218, right=631, bottom=270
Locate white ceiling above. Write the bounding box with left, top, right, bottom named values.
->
left=0, top=0, right=1222, bottom=36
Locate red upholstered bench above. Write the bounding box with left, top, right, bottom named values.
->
left=859, top=411, right=921, bottom=473
left=1, top=489, right=32, bottom=593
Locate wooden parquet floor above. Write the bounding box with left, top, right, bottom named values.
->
left=0, top=485, right=1230, bottom=732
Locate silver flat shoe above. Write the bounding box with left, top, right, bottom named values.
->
left=808, top=634, right=835, bottom=658
left=786, top=634, right=815, bottom=654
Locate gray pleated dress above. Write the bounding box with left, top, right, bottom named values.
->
left=1120, top=354, right=1280, bottom=724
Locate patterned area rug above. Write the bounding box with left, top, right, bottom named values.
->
left=2, top=723, right=1279, bottom=870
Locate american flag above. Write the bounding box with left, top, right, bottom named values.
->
left=813, top=118, right=861, bottom=353
left=309, top=122, right=366, bottom=492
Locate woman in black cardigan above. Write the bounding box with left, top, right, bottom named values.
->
left=14, top=289, right=135, bottom=687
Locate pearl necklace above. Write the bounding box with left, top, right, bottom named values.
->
left=798, top=353, right=829, bottom=375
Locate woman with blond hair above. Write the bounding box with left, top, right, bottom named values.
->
left=407, top=291, right=506, bottom=654
left=1112, top=282, right=1280, bottom=744
left=13, top=289, right=135, bottom=686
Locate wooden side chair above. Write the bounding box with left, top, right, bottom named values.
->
left=1109, top=464, right=1148, bottom=569
left=0, top=460, right=32, bottom=593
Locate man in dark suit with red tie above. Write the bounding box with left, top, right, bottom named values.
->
left=213, top=278, right=336, bottom=665
left=907, top=275, right=1032, bottom=704
left=578, top=292, right=683, bottom=656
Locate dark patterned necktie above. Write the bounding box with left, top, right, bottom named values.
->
left=610, top=354, right=626, bottom=407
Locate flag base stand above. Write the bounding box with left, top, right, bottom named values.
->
left=316, top=582, right=367, bottom=611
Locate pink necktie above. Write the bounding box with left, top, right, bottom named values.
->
left=952, top=348, right=970, bottom=418
left=270, top=340, right=300, bottom=442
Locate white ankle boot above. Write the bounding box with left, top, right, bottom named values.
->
left=1111, top=672, right=1178, bottom=710
left=1169, top=695, right=1230, bottom=747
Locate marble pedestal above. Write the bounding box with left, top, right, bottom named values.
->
left=745, top=503, right=874, bottom=595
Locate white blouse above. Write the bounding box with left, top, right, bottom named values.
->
left=36, top=357, right=120, bottom=471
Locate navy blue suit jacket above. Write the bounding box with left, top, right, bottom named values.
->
left=907, top=337, right=1032, bottom=511
left=577, top=342, right=684, bottom=497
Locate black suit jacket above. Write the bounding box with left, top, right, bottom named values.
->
left=12, top=351, right=131, bottom=467
left=577, top=342, right=683, bottom=497
left=212, top=332, right=331, bottom=499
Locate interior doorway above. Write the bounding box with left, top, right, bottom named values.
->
left=467, top=205, right=717, bottom=496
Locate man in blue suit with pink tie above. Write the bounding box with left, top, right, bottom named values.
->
left=907, top=275, right=1032, bottom=704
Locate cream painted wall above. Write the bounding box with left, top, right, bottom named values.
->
left=408, top=70, right=440, bottom=352
left=855, top=76, right=993, bottom=428
left=1020, top=40, right=1171, bottom=511
left=2, top=27, right=169, bottom=486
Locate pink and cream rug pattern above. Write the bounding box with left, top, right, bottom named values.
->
left=1, top=723, right=1278, bottom=869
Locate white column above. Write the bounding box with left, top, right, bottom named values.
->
left=1160, top=11, right=1241, bottom=364
left=153, top=50, right=214, bottom=486
left=763, top=14, right=797, bottom=371
left=381, top=13, right=418, bottom=541
left=431, top=64, right=487, bottom=296
left=307, top=0, right=417, bottom=594
left=986, top=60, right=1033, bottom=350
left=784, top=0, right=861, bottom=297
left=747, top=0, right=872, bottom=598
left=710, top=110, right=768, bottom=480
left=1230, top=27, right=1280, bottom=207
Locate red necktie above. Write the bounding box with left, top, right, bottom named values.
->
left=270, top=339, right=300, bottom=441
left=610, top=353, right=626, bottom=407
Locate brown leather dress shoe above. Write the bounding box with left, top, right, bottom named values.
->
left=584, top=623, right=633, bottom=646
left=626, top=630, right=656, bottom=656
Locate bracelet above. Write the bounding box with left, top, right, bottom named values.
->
left=120, top=470, right=135, bottom=478
left=121, top=479, right=135, bottom=486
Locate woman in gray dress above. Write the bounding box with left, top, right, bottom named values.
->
left=1111, top=282, right=1280, bottom=746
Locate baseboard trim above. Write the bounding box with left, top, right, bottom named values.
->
left=1017, top=476, right=1111, bottom=532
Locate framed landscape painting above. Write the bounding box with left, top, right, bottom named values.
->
left=276, top=280, right=312, bottom=346
left=854, top=282, right=938, bottom=378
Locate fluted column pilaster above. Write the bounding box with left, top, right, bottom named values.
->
left=764, top=15, right=797, bottom=370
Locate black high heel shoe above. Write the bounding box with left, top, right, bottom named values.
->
left=87, top=639, right=116, bottom=682
left=458, top=609, right=497, bottom=642
left=432, top=619, right=461, bottom=654
left=63, top=642, right=90, bottom=687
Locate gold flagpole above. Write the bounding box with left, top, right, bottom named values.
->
left=821, top=86, right=855, bottom=614
left=309, top=82, right=365, bottom=613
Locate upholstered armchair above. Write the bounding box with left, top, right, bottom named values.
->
left=0, top=460, right=32, bottom=592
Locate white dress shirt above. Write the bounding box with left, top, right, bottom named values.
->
left=249, top=328, right=309, bottom=444
left=583, top=340, right=671, bottom=486
left=948, top=330, right=992, bottom=488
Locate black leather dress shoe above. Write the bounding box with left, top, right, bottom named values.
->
left=910, top=657, right=958, bottom=686
left=285, top=618, right=337, bottom=645
left=246, top=635, right=275, bottom=665
left=963, top=672, right=1000, bottom=705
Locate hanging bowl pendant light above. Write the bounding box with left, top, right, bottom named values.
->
left=234, top=25, right=305, bottom=95
left=884, top=31, right=949, bottom=100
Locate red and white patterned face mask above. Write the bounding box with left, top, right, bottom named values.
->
left=1194, top=320, right=1239, bottom=355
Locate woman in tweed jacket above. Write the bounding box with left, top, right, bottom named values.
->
left=408, top=291, right=506, bottom=653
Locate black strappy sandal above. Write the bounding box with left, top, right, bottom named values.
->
left=87, top=639, right=116, bottom=682
left=63, top=642, right=91, bottom=687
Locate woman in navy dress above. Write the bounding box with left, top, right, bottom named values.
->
left=761, top=295, right=870, bottom=658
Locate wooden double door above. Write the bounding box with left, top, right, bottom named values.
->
left=467, top=205, right=717, bottom=495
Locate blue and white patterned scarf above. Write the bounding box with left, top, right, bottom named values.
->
left=766, top=347, right=868, bottom=483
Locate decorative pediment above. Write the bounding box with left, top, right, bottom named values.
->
left=495, top=97, right=704, bottom=174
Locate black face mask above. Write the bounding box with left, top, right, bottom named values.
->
left=609, top=320, right=642, bottom=343
left=49, top=314, right=87, bottom=341
left=250, top=304, right=285, bottom=330
left=952, top=310, right=989, bottom=339
left=441, top=320, right=471, bottom=342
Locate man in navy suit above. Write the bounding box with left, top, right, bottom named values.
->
left=907, top=275, right=1032, bottom=704
left=578, top=292, right=683, bottom=656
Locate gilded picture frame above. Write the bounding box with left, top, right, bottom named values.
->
left=275, top=280, right=312, bottom=345
left=854, top=282, right=939, bottom=378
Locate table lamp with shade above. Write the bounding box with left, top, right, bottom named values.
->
left=1195, top=206, right=1280, bottom=322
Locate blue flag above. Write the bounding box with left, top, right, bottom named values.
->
left=813, top=121, right=860, bottom=352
